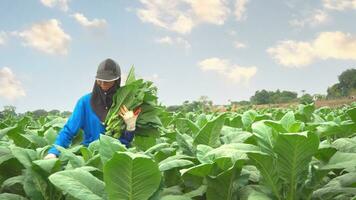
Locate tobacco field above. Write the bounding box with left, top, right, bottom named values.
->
left=0, top=72, right=356, bottom=200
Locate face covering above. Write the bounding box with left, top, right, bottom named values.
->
left=90, top=78, right=121, bottom=122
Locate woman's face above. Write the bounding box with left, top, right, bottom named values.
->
left=96, top=80, right=115, bottom=91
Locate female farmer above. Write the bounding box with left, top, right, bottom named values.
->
left=44, top=58, right=139, bottom=159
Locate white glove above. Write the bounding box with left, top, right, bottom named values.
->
left=119, top=105, right=140, bottom=131
left=44, top=153, right=57, bottom=159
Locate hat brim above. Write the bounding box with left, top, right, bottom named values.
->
left=95, top=76, right=120, bottom=82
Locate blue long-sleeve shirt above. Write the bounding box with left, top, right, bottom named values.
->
left=48, top=93, right=134, bottom=156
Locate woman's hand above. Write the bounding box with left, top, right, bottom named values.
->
left=119, top=105, right=141, bottom=131
left=44, top=153, right=57, bottom=159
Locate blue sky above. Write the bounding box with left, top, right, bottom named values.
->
left=0, top=0, right=355, bottom=113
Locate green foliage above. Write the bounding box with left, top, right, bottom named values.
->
left=327, top=68, right=356, bottom=98
left=1, top=97, right=356, bottom=200
left=299, top=93, right=314, bottom=104
left=104, top=152, right=161, bottom=200
left=250, top=89, right=298, bottom=105
left=105, top=66, right=162, bottom=139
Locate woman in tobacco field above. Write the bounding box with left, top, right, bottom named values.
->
left=44, top=58, right=140, bottom=159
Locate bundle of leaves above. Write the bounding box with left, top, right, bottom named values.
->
left=105, top=66, right=162, bottom=138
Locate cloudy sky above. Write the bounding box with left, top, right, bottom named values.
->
left=0, top=0, right=355, bottom=112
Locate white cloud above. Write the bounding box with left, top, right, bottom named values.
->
left=0, top=67, right=26, bottom=100
left=234, top=0, right=249, bottom=21
left=171, top=14, right=194, bottom=34
left=323, top=0, right=356, bottom=10
left=226, top=66, right=257, bottom=83
left=289, top=9, right=329, bottom=28
left=234, top=40, right=247, bottom=48
left=156, top=36, right=174, bottom=45
left=137, top=0, right=230, bottom=34
left=199, top=57, right=229, bottom=73
left=198, top=57, right=257, bottom=84
left=0, top=31, right=6, bottom=45
left=267, top=41, right=315, bottom=67
left=15, top=19, right=71, bottom=55
left=189, top=0, right=230, bottom=24
left=267, top=31, right=356, bottom=67
left=155, top=36, right=191, bottom=49
left=313, top=10, right=328, bottom=24
left=314, top=32, right=356, bottom=60
left=40, top=0, right=70, bottom=12
left=72, top=13, right=107, bottom=28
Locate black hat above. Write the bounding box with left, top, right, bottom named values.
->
left=96, top=58, right=121, bottom=81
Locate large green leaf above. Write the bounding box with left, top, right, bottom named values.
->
left=1, top=175, right=25, bottom=195
left=32, top=159, right=61, bottom=175
left=49, top=168, right=105, bottom=200
left=174, top=118, right=199, bottom=136
left=201, top=143, right=260, bottom=164
left=159, top=157, right=194, bottom=171
left=300, top=165, right=330, bottom=199
left=132, top=135, right=156, bottom=151
left=322, top=151, right=356, bottom=172
left=206, top=161, right=245, bottom=200
left=125, top=66, right=136, bottom=85
left=242, top=110, right=258, bottom=129
left=225, top=114, right=243, bottom=128
left=145, top=143, right=170, bottom=155
left=0, top=126, right=17, bottom=140
left=180, top=163, right=213, bottom=177
left=196, top=144, right=214, bottom=164
left=220, top=127, right=252, bottom=144
left=332, top=137, right=356, bottom=153
left=251, top=121, right=276, bottom=156
left=346, top=107, right=356, bottom=123
left=55, top=145, right=84, bottom=169
left=22, top=168, right=46, bottom=200
left=239, top=185, right=273, bottom=200
left=99, top=134, right=126, bottom=163
left=7, top=130, right=32, bottom=148
left=104, top=152, right=161, bottom=200
left=193, top=113, right=227, bottom=147
left=10, top=146, right=37, bottom=168
left=0, top=193, right=27, bottom=200
left=274, top=131, right=319, bottom=200
left=175, top=132, right=195, bottom=156
left=313, top=172, right=356, bottom=199
left=317, top=120, right=356, bottom=138
left=280, top=111, right=296, bottom=132
left=247, top=152, right=282, bottom=200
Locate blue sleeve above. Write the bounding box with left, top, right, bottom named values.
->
left=119, top=130, right=135, bottom=148
left=48, top=98, right=84, bottom=156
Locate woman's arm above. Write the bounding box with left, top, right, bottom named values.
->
left=119, top=130, right=135, bottom=148
left=47, top=99, right=84, bottom=156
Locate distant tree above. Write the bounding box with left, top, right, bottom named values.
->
left=327, top=68, right=356, bottom=98
left=250, top=90, right=297, bottom=105
left=327, top=83, right=343, bottom=99
left=299, top=94, right=314, bottom=104
left=32, top=109, right=48, bottom=119
left=338, top=68, right=356, bottom=96
left=166, top=105, right=181, bottom=112
left=0, top=105, right=17, bottom=119
left=61, top=111, right=72, bottom=118
left=237, top=100, right=250, bottom=106
left=48, top=109, right=60, bottom=116
left=279, top=91, right=298, bottom=103
left=250, top=90, right=270, bottom=104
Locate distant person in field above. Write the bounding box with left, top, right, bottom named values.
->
left=44, top=58, right=140, bottom=159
